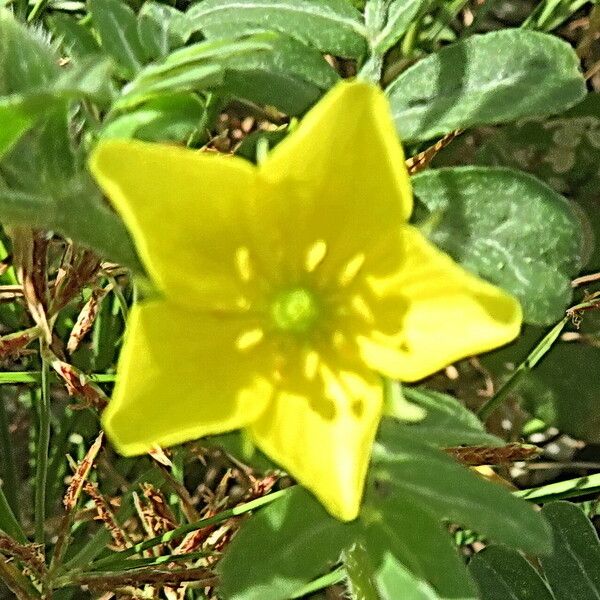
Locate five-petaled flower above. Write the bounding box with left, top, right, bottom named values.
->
left=90, top=81, right=521, bottom=521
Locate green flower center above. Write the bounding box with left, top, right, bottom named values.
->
left=271, top=287, right=320, bottom=334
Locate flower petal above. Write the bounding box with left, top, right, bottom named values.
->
left=258, top=80, right=412, bottom=281
left=90, top=140, right=258, bottom=309
left=102, top=300, right=273, bottom=455
left=359, top=226, right=522, bottom=381
left=249, top=357, right=383, bottom=521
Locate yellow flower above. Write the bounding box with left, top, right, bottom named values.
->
left=90, top=80, right=521, bottom=521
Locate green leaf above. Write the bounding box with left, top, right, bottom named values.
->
left=218, top=486, right=357, bottom=600
left=522, top=0, right=595, bottom=32
left=221, top=33, right=339, bottom=114
left=49, top=13, right=101, bottom=57
left=371, top=0, right=429, bottom=54
left=401, top=387, right=503, bottom=447
left=364, top=0, right=388, bottom=33
left=120, top=32, right=338, bottom=114
left=386, top=30, right=586, bottom=141
left=0, top=9, right=59, bottom=93
left=374, top=554, right=442, bottom=600
left=53, top=55, right=115, bottom=107
left=343, top=544, right=380, bottom=600
left=0, top=173, right=141, bottom=272
left=0, top=10, right=59, bottom=154
left=7, top=107, right=76, bottom=184
left=0, top=484, right=27, bottom=543
left=0, top=188, right=54, bottom=224
left=115, top=37, right=268, bottom=109
left=137, top=2, right=191, bottom=61
left=187, top=0, right=368, bottom=58
left=0, top=13, right=115, bottom=157
left=0, top=98, right=38, bottom=158
left=0, top=114, right=141, bottom=271
left=102, top=93, right=206, bottom=142
left=412, top=167, right=583, bottom=324
left=0, top=57, right=114, bottom=159
left=525, top=340, right=600, bottom=443
left=514, top=473, right=600, bottom=505
left=469, top=546, right=554, bottom=600
left=470, top=503, right=600, bottom=600
left=365, top=495, right=478, bottom=599
left=235, top=128, right=289, bottom=162
left=437, top=93, right=600, bottom=439
left=540, top=502, right=600, bottom=600
left=89, top=0, right=146, bottom=78
left=118, top=63, right=223, bottom=110
left=433, top=94, right=600, bottom=255
left=372, top=424, right=552, bottom=554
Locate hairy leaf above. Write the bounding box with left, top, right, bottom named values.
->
left=412, top=167, right=582, bottom=324
left=365, top=495, right=478, bottom=599
left=221, top=33, right=339, bottom=114
left=371, top=0, right=429, bottom=54
left=187, top=0, right=368, bottom=58
left=102, top=93, right=206, bottom=142
left=469, top=545, right=554, bottom=600
left=137, top=2, right=192, bottom=61
left=400, top=387, right=502, bottom=447
left=540, top=502, right=600, bottom=600
left=386, top=30, right=586, bottom=141
left=470, top=503, right=600, bottom=600
left=218, top=487, right=357, bottom=600
left=372, top=424, right=552, bottom=554
left=89, top=0, right=146, bottom=78
left=49, top=13, right=101, bottom=57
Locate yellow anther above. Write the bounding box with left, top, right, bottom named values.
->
left=338, top=253, right=365, bottom=286
left=332, top=330, right=346, bottom=349
left=235, top=328, right=264, bottom=351
left=305, top=240, right=328, bottom=272
left=235, top=246, right=253, bottom=282
left=351, top=294, right=375, bottom=323
left=303, top=350, right=320, bottom=379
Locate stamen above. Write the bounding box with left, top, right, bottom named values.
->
left=332, top=331, right=346, bottom=349
left=235, top=296, right=251, bottom=310
left=338, top=253, right=365, bottom=286
left=351, top=294, right=375, bottom=323
left=235, top=328, right=264, bottom=351
left=235, top=246, right=253, bottom=282
left=305, top=240, right=327, bottom=272
left=303, top=350, right=320, bottom=379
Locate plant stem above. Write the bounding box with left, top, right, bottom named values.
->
left=0, top=371, right=116, bottom=385
left=0, top=484, right=27, bottom=543
left=54, top=566, right=216, bottom=589
left=515, top=472, right=600, bottom=504
left=26, top=0, right=50, bottom=22
left=0, top=389, right=20, bottom=522
left=477, top=316, right=569, bottom=421
left=0, top=553, right=41, bottom=599
left=34, top=348, right=51, bottom=546
left=11, top=0, right=29, bottom=21
left=478, top=295, right=600, bottom=421
left=87, top=550, right=214, bottom=572
left=291, top=567, right=346, bottom=598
